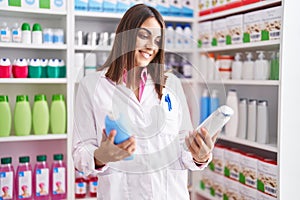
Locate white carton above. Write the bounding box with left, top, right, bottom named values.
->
left=243, top=10, right=265, bottom=42
left=257, top=159, right=278, bottom=198
left=198, top=21, right=212, bottom=48
left=239, top=184, right=257, bottom=200
left=223, top=148, right=240, bottom=181
left=212, top=173, right=224, bottom=200
left=51, top=0, right=66, bottom=11
left=226, top=14, right=243, bottom=44
left=223, top=178, right=241, bottom=200
left=103, top=0, right=117, bottom=12
left=0, top=0, right=8, bottom=7
left=199, top=169, right=214, bottom=195
left=209, top=144, right=225, bottom=174
left=263, top=6, right=282, bottom=40
left=21, top=0, right=39, bottom=9
left=88, top=0, right=103, bottom=12
left=239, top=153, right=258, bottom=188
left=212, top=18, right=227, bottom=46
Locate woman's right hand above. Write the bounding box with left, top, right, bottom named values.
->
left=94, top=129, right=136, bottom=167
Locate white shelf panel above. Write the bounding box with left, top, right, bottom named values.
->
left=163, top=16, right=194, bottom=23
left=0, top=7, right=67, bottom=19
left=198, top=0, right=282, bottom=22
left=0, top=134, right=67, bottom=143
left=198, top=40, right=280, bottom=53
left=204, top=79, right=279, bottom=86
left=0, top=42, right=67, bottom=50
left=218, top=134, right=278, bottom=153
left=0, top=78, right=67, bottom=84
left=75, top=45, right=112, bottom=51
left=166, top=48, right=195, bottom=53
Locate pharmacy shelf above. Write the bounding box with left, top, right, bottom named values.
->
left=195, top=188, right=215, bottom=200
left=0, top=134, right=67, bottom=143
left=0, top=7, right=67, bottom=19
left=0, top=42, right=67, bottom=50
left=165, top=48, right=195, bottom=53
left=218, top=134, right=278, bottom=153
left=0, top=78, right=67, bottom=84
left=198, top=40, right=280, bottom=53
left=75, top=11, right=194, bottom=23
left=75, top=45, right=112, bottom=51
left=198, top=0, right=282, bottom=22
left=200, top=79, right=280, bottom=86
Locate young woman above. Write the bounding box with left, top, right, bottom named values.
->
left=72, top=4, right=216, bottom=199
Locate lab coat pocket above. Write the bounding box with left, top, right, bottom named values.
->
left=97, top=172, right=127, bottom=200
left=166, top=169, right=189, bottom=200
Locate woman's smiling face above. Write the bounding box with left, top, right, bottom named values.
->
left=134, top=17, right=162, bottom=67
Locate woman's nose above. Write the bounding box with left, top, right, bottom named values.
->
left=145, top=39, right=158, bottom=50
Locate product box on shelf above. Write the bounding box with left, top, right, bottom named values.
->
left=182, top=0, right=193, bottom=17
left=223, top=178, right=241, bottom=200
left=116, top=0, right=130, bottom=13
left=169, top=0, right=182, bottom=16
left=223, top=148, right=241, bottom=181
left=198, top=0, right=212, bottom=16
left=262, top=6, right=282, bottom=40
left=88, top=0, right=103, bottom=12
left=209, top=144, right=225, bottom=175
left=22, top=0, right=39, bottom=9
left=211, top=172, right=224, bottom=200
left=199, top=169, right=214, bottom=196
left=51, top=0, right=66, bottom=11
left=103, top=0, right=117, bottom=12
left=239, top=153, right=258, bottom=189
left=156, top=0, right=169, bottom=16
left=0, top=0, right=8, bottom=7
left=198, top=21, right=212, bottom=48
left=243, top=9, right=264, bottom=43
left=75, top=0, right=88, bottom=11
left=257, top=158, right=278, bottom=198
left=212, top=18, right=227, bottom=46
left=226, top=14, right=243, bottom=45
left=239, top=183, right=257, bottom=200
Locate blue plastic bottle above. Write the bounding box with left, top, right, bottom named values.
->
left=200, top=89, right=210, bottom=123
left=209, top=89, right=220, bottom=115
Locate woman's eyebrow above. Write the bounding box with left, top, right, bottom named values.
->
left=139, top=27, right=161, bottom=37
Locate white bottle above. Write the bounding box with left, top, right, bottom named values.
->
left=242, top=52, right=254, bottom=80
left=256, top=100, right=269, bottom=144
left=11, top=22, right=22, bottom=43
left=207, top=53, right=215, bottom=80
left=174, top=24, right=184, bottom=49
left=254, top=51, right=269, bottom=80
left=165, top=23, right=175, bottom=50
left=182, top=57, right=192, bottom=78
left=225, top=89, right=239, bottom=137
left=0, top=22, right=11, bottom=42
left=197, top=53, right=207, bottom=80
left=183, top=24, right=193, bottom=49
left=231, top=52, right=243, bottom=80
left=237, top=98, right=247, bottom=139
left=247, top=99, right=257, bottom=141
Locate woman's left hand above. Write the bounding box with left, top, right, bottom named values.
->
left=185, top=127, right=218, bottom=163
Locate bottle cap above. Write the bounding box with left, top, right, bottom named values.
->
left=32, top=23, right=42, bottom=31
left=258, top=100, right=268, bottom=106
left=0, top=95, right=9, bottom=102
left=29, top=58, right=41, bottom=67
left=21, top=23, right=31, bottom=31
left=52, top=94, right=64, bottom=101
left=37, top=155, right=47, bottom=162
left=19, top=156, right=30, bottom=163
left=16, top=95, right=29, bottom=102
left=54, top=154, right=63, bottom=161
left=0, top=58, right=11, bottom=66
left=34, top=94, right=47, bottom=102
left=1, top=157, right=12, bottom=164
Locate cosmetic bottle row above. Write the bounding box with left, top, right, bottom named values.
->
left=74, top=171, right=98, bottom=199
left=0, top=154, right=67, bottom=200
left=0, top=94, right=67, bottom=137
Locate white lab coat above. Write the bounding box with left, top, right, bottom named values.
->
left=72, top=69, right=210, bottom=200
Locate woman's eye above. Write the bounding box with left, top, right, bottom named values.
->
left=154, top=38, right=162, bottom=46
left=138, top=32, right=150, bottom=40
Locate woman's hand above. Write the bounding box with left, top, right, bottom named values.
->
left=185, top=127, right=218, bottom=163
left=94, top=129, right=136, bottom=167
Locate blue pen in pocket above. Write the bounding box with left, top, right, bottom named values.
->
left=165, top=94, right=172, bottom=111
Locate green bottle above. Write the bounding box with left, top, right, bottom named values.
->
left=50, top=94, right=66, bottom=134
left=270, top=51, right=280, bottom=80
left=14, top=95, right=32, bottom=136
left=33, top=94, right=49, bottom=135
left=0, top=95, right=12, bottom=137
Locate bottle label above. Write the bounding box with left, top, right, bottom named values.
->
left=12, top=30, right=22, bottom=42
left=0, top=171, right=13, bottom=199
left=18, top=170, right=32, bottom=198
left=75, top=181, right=87, bottom=194
left=89, top=181, right=98, bottom=194
left=52, top=167, right=65, bottom=195
left=36, top=168, right=49, bottom=196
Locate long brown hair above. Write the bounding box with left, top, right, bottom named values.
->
left=100, top=4, right=166, bottom=100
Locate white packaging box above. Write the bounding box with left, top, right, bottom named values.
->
left=116, top=0, right=130, bottom=13
left=0, top=0, right=8, bottom=7
left=210, top=144, right=225, bottom=175
left=156, top=0, right=169, bottom=16
left=212, top=173, right=224, bottom=200
left=257, top=191, right=278, bottom=200
left=199, top=169, right=214, bottom=195
left=226, top=14, right=243, bottom=44
left=198, top=21, right=212, bottom=48
left=75, top=0, right=88, bottom=10
left=263, top=6, right=282, bottom=40
left=239, top=153, right=258, bottom=189
left=88, top=0, right=103, bottom=12
left=212, top=18, right=227, bottom=46
left=257, top=159, right=278, bottom=198
left=51, top=0, right=66, bottom=11
left=21, top=0, right=39, bottom=9
left=239, top=184, right=257, bottom=200
left=223, top=148, right=241, bottom=181
left=169, top=0, right=182, bottom=16
left=103, top=0, right=117, bottom=12
left=182, top=0, right=194, bottom=17
left=223, top=178, right=241, bottom=200
left=243, top=10, right=265, bottom=42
